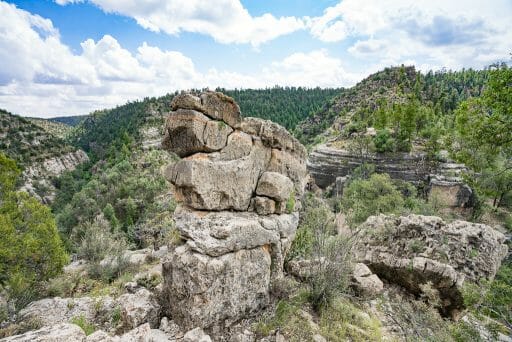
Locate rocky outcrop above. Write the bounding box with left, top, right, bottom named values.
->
left=351, top=263, right=384, bottom=298
left=307, top=144, right=428, bottom=188
left=20, top=149, right=89, bottom=203
left=17, top=290, right=160, bottom=333
left=356, top=214, right=508, bottom=318
left=161, top=91, right=307, bottom=331
left=0, top=323, right=86, bottom=342
left=308, top=145, right=473, bottom=208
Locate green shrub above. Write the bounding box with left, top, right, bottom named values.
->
left=0, top=155, right=68, bottom=310
left=373, top=129, right=396, bottom=153
left=341, top=173, right=405, bottom=227
left=286, top=191, right=296, bottom=214
left=70, top=314, right=95, bottom=335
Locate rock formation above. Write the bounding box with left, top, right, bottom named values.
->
left=308, top=144, right=473, bottom=208
left=161, top=91, right=307, bottom=331
left=356, top=214, right=508, bottom=318
left=20, top=150, right=89, bottom=203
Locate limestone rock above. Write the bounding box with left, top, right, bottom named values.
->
left=183, top=327, right=212, bottom=342
left=171, top=91, right=241, bottom=128
left=118, top=289, right=160, bottom=329
left=162, top=109, right=233, bottom=157
left=18, top=296, right=115, bottom=328
left=1, top=323, right=86, bottom=341
left=173, top=205, right=297, bottom=258
left=267, top=148, right=307, bottom=198
left=166, top=140, right=269, bottom=211
left=241, top=117, right=306, bottom=159
left=161, top=91, right=307, bottom=332
left=256, top=172, right=294, bottom=202
left=357, top=214, right=508, bottom=317
left=253, top=196, right=276, bottom=215
left=162, top=245, right=271, bottom=330
left=351, top=263, right=384, bottom=297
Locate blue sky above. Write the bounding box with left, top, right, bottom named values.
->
left=0, top=0, right=511, bottom=117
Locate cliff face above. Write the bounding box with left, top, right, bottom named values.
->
left=308, top=144, right=472, bottom=208
left=308, top=144, right=430, bottom=187
left=20, top=149, right=89, bottom=204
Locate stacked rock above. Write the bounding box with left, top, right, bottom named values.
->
left=161, top=91, right=307, bottom=330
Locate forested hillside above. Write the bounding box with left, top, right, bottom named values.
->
left=48, top=115, right=88, bottom=127
left=222, top=86, right=340, bottom=130
left=0, top=109, right=75, bottom=167
left=297, top=66, right=489, bottom=146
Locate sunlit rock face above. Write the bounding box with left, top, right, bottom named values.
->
left=160, top=91, right=307, bottom=330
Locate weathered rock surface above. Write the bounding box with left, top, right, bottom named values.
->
left=183, top=327, right=212, bottom=342
left=357, top=214, right=508, bottom=317
left=161, top=91, right=307, bottom=331
left=18, top=296, right=116, bottom=328
left=163, top=245, right=271, bottom=330
left=351, top=263, right=384, bottom=298
left=308, top=144, right=474, bottom=209
left=0, top=323, right=86, bottom=342
left=171, top=91, right=242, bottom=129
left=20, top=149, right=89, bottom=203
left=118, top=289, right=160, bottom=329
left=256, top=172, right=294, bottom=202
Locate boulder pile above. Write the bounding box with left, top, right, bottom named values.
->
left=161, top=91, right=307, bottom=330
left=356, top=214, right=508, bottom=319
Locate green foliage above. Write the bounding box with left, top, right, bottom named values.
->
left=222, top=86, right=340, bottom=131
left=287, top=193, right=353, bottom=311
left=0, top=110, right=74, bottom=167
left=373, top=129, right=395, bottom=153
left=286, top=191, right=295, bottom=214
left=71, top=94, right=172, bottom=161
left=0, top=155, right=68, bottom=309
left=454, top=65, right=512, bottom=208
left=341, top=173, right=405, bottom=227
left=319, top=297, right=382, bottom=342
left=55, top=150, right=170, bottom=249
left=70, top=314, right=95, bottom=335
left=298, top=66, right=489, bottom=145
left=255, top=291, right=313, bottom=340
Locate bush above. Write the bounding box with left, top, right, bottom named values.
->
left=341, top=173, right=405, bottom=227
left=0, top=190, right=68, bottom=310
left=288, top=193, right=354, bottom=311
left=373, top=129, right=396, bottom=153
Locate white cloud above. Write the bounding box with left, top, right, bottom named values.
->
left=0, top=2, right=354, bottom=118
left=310, top=0, right=512, bottom=70
left=55, top=0, right=305, bottom=46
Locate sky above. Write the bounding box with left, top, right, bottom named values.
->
left=0, top=0, right=511, bottom=118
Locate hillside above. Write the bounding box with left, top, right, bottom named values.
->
left=0, top=109, right=88, bottom=203
left=297, top=66, right=488, bottom=146
left=48, top=115, right=89, bottom=127
left=28, top=117, right=73, bottom=139
left=222, top=86, right=340, bottom=130
left=0, top=109, right=75, bottom=167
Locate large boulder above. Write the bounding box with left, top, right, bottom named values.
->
left=18, top=296, right=116, bottom=329
left=163, top=245, right=271, bottom=330
left=117, top=289, right=160, bottom=329
left=357, top=214, right=508, bottom=318
left=256, top=171, right=294, bottom=203
left=162, top=109, right=233, bottom=157
left=171, top=91, right=242, bottom=128
left=161, top=92, right=308, bottom=331
left=165, top=139, right=270, bottom=211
